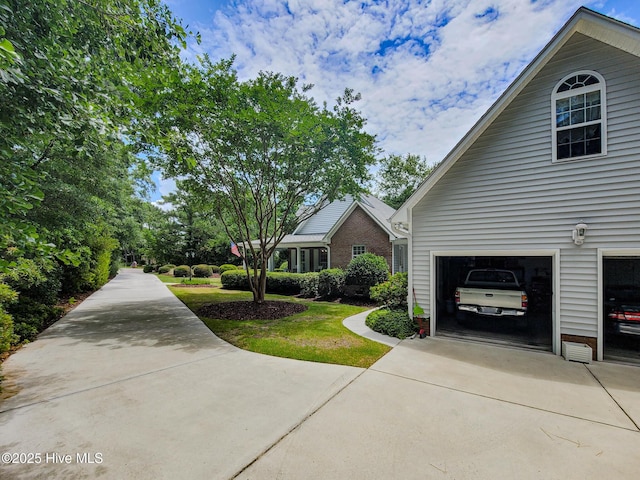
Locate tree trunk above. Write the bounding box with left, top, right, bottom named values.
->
left=250, top=261, right=269, bottom=304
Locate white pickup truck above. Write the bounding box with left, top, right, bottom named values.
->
left=455, top=269, right=528, bottom=319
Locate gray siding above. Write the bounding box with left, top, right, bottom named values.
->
left=296, top=198, right=352, bottom=235
left=412, top=33, right=640, bottom=339
left=559, top=249, right=598, bottom=337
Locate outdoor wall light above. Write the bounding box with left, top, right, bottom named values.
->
left=572, top=222, right=588, bottom=245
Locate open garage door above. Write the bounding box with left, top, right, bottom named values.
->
left=603, top=257, right=640, bottom=364
left=435, top=256, right=553, bottom=351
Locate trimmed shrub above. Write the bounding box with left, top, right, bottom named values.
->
left=370, top=272, right=408, bottom=309
left=173, top=265, right=191, bottom=278
left=299, top=272, right=320, bottom=298
left=366, top=308, right=415, bottom=339
left=344, top=253, right=390, bottom=298
left=158, top=264, right=175, bottom=274
left=318, top=268, right=345, bottom=299
left=266, top=272, right=302, bottom=294
left=221, top=270, right=305, bottom=295
left=220, top=264, right=239, bottom=273
left=143, top=264, right=155, bottom=273
left=193, top=264, right=213, bottom=278
left=210, top=265, right=220, bottom=274
left=221, top=269, right=249, bottom=289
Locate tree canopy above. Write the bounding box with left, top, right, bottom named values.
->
left=375, top=153, right=436, bottom=209
left=149, top=57, right=378, bottom=302
left=1, top=0, right=191, bottom=264
left=0, top=0, right=194, bottom=354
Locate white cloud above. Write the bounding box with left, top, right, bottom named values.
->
left=180, top=0, right=623, bottom=165
left=149, top=174, right=176, bottom=211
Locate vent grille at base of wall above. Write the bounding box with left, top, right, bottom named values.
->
left=562, top=341, right=592, bottom=363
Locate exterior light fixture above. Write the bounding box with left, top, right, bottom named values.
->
left=572, top=222, right=588, bottom=245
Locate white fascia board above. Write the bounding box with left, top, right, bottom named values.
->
left=575, top=10, right=640, bottom=56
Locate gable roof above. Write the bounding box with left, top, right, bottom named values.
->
left=391, top=7, right=640, bottom=229
left=280, top=194, right=402, bottom=245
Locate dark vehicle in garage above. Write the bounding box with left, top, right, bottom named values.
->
left=605, top=285, right=640, bottom=336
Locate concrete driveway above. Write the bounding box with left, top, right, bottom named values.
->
left=1, top=269, right=639, bottom=479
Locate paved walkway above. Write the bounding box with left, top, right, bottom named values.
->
left=342, top=308, right=402, bottom=347
left=1, top=269, right=639, bottom=479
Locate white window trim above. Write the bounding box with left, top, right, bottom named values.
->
left=352, top=245, right=366, bottom=258
left=551, top=70, right=607, bottom=163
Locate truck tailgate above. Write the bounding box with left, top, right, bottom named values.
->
left=458, top=288, right=524, bottom=309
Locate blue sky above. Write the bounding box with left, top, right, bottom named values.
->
left=152, top=0, right=640, bottom=202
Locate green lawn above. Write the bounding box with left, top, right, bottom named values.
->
left=155, top=273, right=221, bottom=286
left=170, top=286, right=390, bottom=368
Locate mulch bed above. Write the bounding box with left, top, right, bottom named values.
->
left=198, top=300, right=308, bottom=320
left=57, top=291, right=95, bottom=314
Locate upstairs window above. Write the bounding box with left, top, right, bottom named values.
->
left=552, top=71, right=606, bottom=162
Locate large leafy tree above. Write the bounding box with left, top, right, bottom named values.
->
left=0, top=0, right=193, bottom=353
left=150, top=57, right=377, bottom=303
left=0, top=0, right=192, bottom=267
left=375, top=154, right=436, bottom=209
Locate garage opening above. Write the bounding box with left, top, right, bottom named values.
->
left=603, top=257, right=640, bottom=364
left=435, top=256, right=553, bottom=351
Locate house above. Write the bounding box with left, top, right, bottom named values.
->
left=270, top=194, right=407, bottom=274
left=391, top=7, right=640, bottom=362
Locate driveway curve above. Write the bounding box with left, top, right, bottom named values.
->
left=2, top=268, right=640, bottom=479
left=0, top=269, right=363, bottom=479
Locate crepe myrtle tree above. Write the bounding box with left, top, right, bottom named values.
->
left=151, top=57, right=377, bottom=303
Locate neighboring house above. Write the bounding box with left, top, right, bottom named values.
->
left=269, top=194, right=407, bottom=274
left=391, top=7, right=640, bottom=362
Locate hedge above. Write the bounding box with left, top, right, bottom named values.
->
left=221, top=270, right=304, bottom=295
left=220, top=270, right=248, bottom=289
left=299, top=272, right=319, bottom=298
left=344, top=253, right=389, bottom=287
left=365, top=308, right=415, bottom=339
left=219, top=264, right=239, bottom=273
left=0, top=283, right=18, bottom=355
left=266, top=272, right=302, bottom=294
left=318, top=268, right=344, bottom=299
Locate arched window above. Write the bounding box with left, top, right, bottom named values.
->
left=552, top=71, right=606, bottom=162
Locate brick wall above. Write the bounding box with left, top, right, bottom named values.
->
left=329, top=206, right=392, bottom=269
